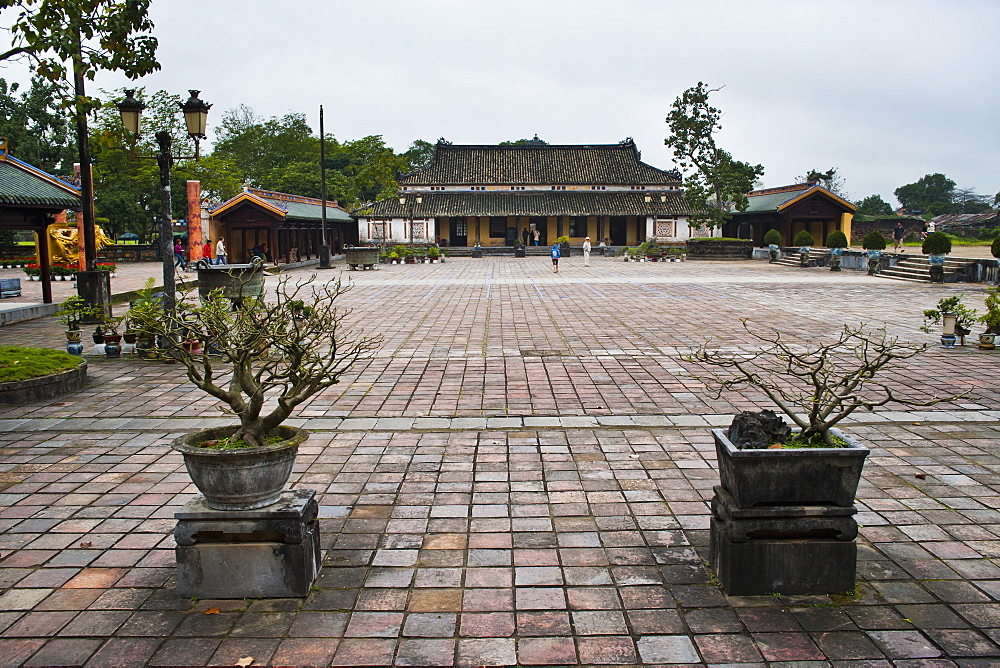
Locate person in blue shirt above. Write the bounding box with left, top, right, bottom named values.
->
left=550, top=242, right=561, bottom=273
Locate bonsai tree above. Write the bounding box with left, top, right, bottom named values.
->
left=137, top=275, right=380, bottom=448
left=825, top=230, right=848, bottom=249
left=861, top=230, right=887, bottom=250
left=979, top=287, right=1000, bottom=334
left=427, top=246, right=441, bottom=260
left=556, top=235, right=570, bottom=246
left=793, top=230, right=814, bottom=248
left=56, top=295, right=97, bottom=332
left=921, top=294, right=978, bottom=335
left=762, top=229, right=783, bottom=247
left=685, top=320, right=966, bottom=446
left=922, top=231, right=952, bottom=256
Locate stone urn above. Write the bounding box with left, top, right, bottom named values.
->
left=171, top=425, right=309, bottom=510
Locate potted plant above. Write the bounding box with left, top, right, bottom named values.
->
left=557, top=235, right=571, bottom=257
left=513, top=241, right=525, bottom=258
left=126, top=278, right=162, bottom=359
left=793, top=230, right=814, bottom=266
left=826, top=230, right=849, bottom=271
left=862, top=230, right=887, bottom=275
left=100, top=313, right=125, bottom=358
left=56, top=295, right=96, bottom=356
left=922, top=231, right=952, bottom=283
left=686, top=319, right=964, bottom=482
left=134, top=275, right=380, bottom=511
left=922, top=294, right=978, bottom=347
left=685, top=321, right=965, bottom=595
left=978, top=287, right=1000, bottom=349
left=427, top=246, right=442, bottom=263
left=762, top=229, right=782, bottom=263
left=472, top=244, right=483, bottom=258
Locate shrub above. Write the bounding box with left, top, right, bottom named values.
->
left=921, top=231, right=952, bottom=255
left=825, top=230, right=848, bottom=249
left=793, top=230, right=814, bottom=247
left=762, top=229, right=783, bottom=246
left=861, top=230, right=887, bottom=250
left=556, top=236, right=570, bottom=245
left=992, top=236, right=1000, bottom=259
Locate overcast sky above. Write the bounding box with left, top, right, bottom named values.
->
left=2, top=0, right=998, bottom=205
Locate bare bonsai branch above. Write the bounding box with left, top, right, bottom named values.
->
left=683, top=319, right=969, bottom=445
left=134, top=274, right=381, bottom=447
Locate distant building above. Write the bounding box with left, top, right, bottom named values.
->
left=209, top=188, right=354, bottom=263
left=355, top=138, right=698, bottom=247
left=726, top=183, right=854, bottom=246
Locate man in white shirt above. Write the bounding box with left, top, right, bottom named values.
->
left=215, top=238, right=227, bottom=265
left=582, top=236, right=592, bottom=266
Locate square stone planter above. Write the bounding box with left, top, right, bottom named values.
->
left=713, top=427, right=869, bottom=508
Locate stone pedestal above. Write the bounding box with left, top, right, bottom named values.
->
left=76, top=270, right=111, bottom=322
left=174, top=488, right=320, bottom=598
left=710, top=486, right=858, bottom=595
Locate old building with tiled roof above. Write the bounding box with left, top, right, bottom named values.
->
left=209, top=188, right=354, bottom=263
left=355, top=138, right=697, bottom=247
left=726, top=183, right=855, bottom=247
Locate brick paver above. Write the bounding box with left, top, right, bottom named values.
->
left=1, top=256, right=999, bottom=664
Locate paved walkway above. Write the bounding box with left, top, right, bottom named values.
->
left=0, top=256, right=999, bottom=665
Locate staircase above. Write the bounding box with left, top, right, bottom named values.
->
left=773, top=248, right=830, bottom=268
left=877, top=255, right=975, bottom=283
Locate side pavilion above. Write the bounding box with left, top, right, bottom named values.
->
left=355, top=138, right=697, bottom=248
left=209, top=188, right=354, bottom=264
left=0, top=139, right=82, bottom=303
left=725, top=183, right=855, bottom=247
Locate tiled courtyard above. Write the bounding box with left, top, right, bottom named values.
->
left=1, top=256, right=999, bottom=666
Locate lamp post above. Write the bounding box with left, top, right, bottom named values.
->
left=116, top=90, right=211, bottom=314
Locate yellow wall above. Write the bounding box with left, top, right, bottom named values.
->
left=841, top=212, right=853, bottom=244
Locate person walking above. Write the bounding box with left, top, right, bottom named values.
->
left=582, top=236, right=592, bottom=267
left=550, top=242, right=561, bottom=273
left=892, top=222, right=905, bottom=253
left=533, top=229, right=540, bottom=246
left=203, top=240, right=212, bottom=264
left=173, top=239, right=186, bottom=270
left=215, top=237, right=228, bottom=265
left=920, top=221, right=929, bottom=240
left=522, top=227, right=529, bottom=247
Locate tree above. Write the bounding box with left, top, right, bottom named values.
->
left=0, top=75, right=74, bottom=173
left=1, top=0, right=160, bottom=270
left=796, top=167, right=849, bottom=199
left=894, top=173, right=956, bottom=213
left=664, top=82, right=764, bottom=228
left=951, top=187, right=992, bottom=214
left=403, top=139, right=435, bottom=171
left=854, top=194, right=894, bottom=218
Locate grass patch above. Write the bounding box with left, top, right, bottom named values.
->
left=194, top=433, right=285, bottom=450
left=0, top=346, right=81, bottom=383
left=775, top=432, right=849, bottom=449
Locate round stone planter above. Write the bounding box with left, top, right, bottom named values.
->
left=978, top=332, right=996, bottom=350
left=171, top=425, right=309, bottom=510
left=0, top=359, right=87, bottom=405
left=713, top=427, right=869, bottom=508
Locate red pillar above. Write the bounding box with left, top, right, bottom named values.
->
left=187, top=180, right=202, bottom=262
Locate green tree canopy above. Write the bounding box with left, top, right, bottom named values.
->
left=664, top=82, right=764, bottom=228
left=894, top=173, right=956, bottom=213
left=854, top=194, right=894, bottom=218
left=0, top=75, right=75, bottom=173
left=796, top=167, right=849, bottom=198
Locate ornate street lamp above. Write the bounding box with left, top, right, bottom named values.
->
left=116, top=89, right=211, bottom=313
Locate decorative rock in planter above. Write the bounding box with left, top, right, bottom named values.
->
left=830, top=247, right=844, bottom=271
left=866, top=249, right=882, bottom=275
left=768, top=244, right=779, bottom=263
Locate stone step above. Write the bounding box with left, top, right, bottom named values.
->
left=876, top=255, right=974, bottom=283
